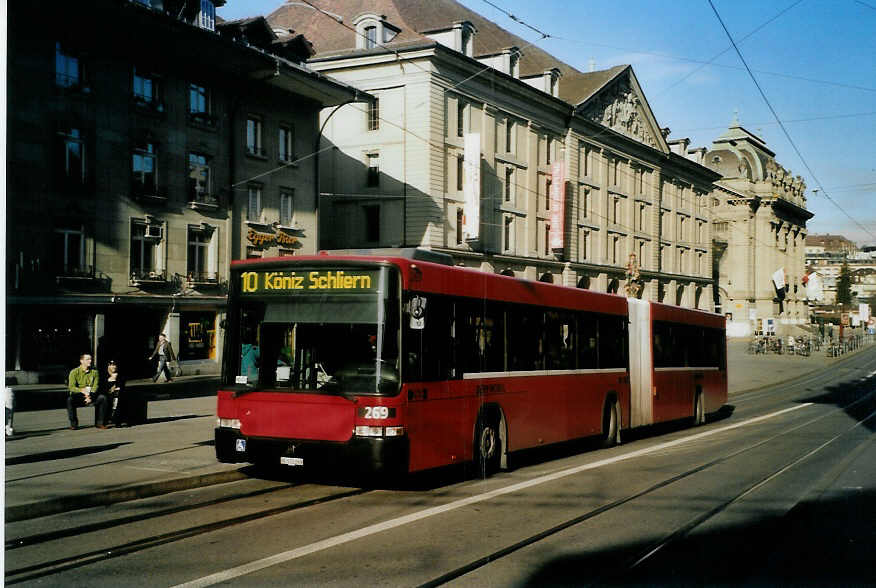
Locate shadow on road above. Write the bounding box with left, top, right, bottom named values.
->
left=797, top=373, right=876, bottom=432
left=6, top=443, right=132, bottom=466
left=520, top=487, right=874, bottom=586
left=143, top=414, right=206, bottom=425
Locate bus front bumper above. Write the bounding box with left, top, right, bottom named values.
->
left=215, top=427, right=409, bottom=475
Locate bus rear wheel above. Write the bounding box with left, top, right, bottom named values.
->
left=474, top=414, right=501, bottom=477
left=694, top=391, right=705, bottom=426
left=600, top=398, right=619, bottom=448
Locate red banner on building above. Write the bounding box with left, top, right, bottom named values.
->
left=549, top=160, right=565, bottom=250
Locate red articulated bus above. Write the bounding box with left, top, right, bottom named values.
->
left=215, top=249, right=727, bottom=476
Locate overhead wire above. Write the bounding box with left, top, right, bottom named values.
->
left=652, top=0, right=804, bottom=99
left=706, top=0, right=876, bottom=242
left=229, top=0, right=813, bottom=280
left=471, top=0, right=812, bottom=259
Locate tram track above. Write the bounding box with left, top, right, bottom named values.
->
left=731, top=346, right=876, bottom=406
left=4, top=484, right=374, bottom=585
left=417, top=384, right=876, bottom=587
left=10, top=352, right=876, bottom=586
left=612, top=407, right=876, bottom=585
left=6, top=480, right=299, bottom=551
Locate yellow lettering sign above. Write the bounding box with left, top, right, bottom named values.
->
left=246, top=229, right=300, bottom=249
left=241, top=270, right=376, bottom=294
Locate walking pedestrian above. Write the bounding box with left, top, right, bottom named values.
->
left=148, top=333, right=176, bottom=383
left=5, top=377, right=14, bottom=437
left=67, top=353, right=108, bottom=430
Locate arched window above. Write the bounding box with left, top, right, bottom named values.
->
left=539, top=272, right=554, bottom=283
left=577, top=276, right=590, bottom=289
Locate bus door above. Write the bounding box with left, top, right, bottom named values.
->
left=627, top=299, right=653, bottom=428
left=402, top=293, right=458, bottom=472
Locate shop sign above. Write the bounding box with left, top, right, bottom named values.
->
left=247, top=228, right=299, bottom=249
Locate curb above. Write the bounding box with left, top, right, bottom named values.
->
left=5, top=469, right=249, bottom=523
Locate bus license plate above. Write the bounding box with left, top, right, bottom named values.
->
left=280, top=456, right=304, bottom=466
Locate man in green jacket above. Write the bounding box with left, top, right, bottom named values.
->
left=67, top=353, right=107, bottom=429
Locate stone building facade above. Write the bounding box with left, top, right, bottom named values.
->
left=691, top=119, right=813, bottom=337
left=6, top=0, right=366, bottom=382
left=267, top=0, right=720, bottom=308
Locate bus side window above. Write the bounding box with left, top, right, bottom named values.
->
left=545, top=311, right=575, bottom=370
left=598, top=316, right=627, bottom=369
left=455, top=300, right=503, bottom=375
left=653, top=321, right=670, bottom=368
left=578, top=314, right=598, bottom=369
left=508, top=304, right=542, bottom=371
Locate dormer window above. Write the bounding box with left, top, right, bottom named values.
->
left=545, top=68, right=561, bottom=97
left=353, top=13, right=400, bottom=50
left=454, top=21, right=477, bottom=57
left=522, top=68, right=562, bottom=97
left=510, top=51, right=520, bottom=78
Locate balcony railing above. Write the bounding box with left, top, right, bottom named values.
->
left=132, top=94, right=165, bottom=113
left=187, top=271, right=219, bottom=285
left=188, top=190, right=220, bottom=210
left=132, top=181, right=167, bottom=203
left=56, top=265, right=96, bottom=281
left=188, top=111, right=219, bottom=129
left=130, top=268, right=167, bottom=285
left=55, top=74, right=90, bottom=94
left=55, top=173, right=94, bottom=194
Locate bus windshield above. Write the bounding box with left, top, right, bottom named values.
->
left=226, top=266, right=400, bottom=396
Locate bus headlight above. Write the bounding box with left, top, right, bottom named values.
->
left=384, top=426, right=405, bottom=437
left=218, top=418, right=241, bottom=429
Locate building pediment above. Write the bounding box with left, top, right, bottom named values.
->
left=577, top=68, right=668, bottom=153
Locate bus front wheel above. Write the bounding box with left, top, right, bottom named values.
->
left=474, top=414, right=501, bottom=476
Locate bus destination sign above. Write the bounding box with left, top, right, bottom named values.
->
left=239, top=269, right=378, bottom=295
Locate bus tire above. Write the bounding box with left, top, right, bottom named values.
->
left=600, top=397, right=620, bottom=448
left=694, top=390, right=705, bottom=426
left=474, top=413, right=501, bottom=477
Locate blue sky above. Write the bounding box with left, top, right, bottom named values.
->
left=219, top=0, right=876, bottom=244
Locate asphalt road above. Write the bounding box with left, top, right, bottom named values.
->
left=6, top=347, right=876, bottom=587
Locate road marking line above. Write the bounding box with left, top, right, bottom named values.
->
left=173, top=403, right=812, bottom=588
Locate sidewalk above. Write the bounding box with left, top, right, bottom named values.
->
left=4, top=343, right=873, bottom=523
